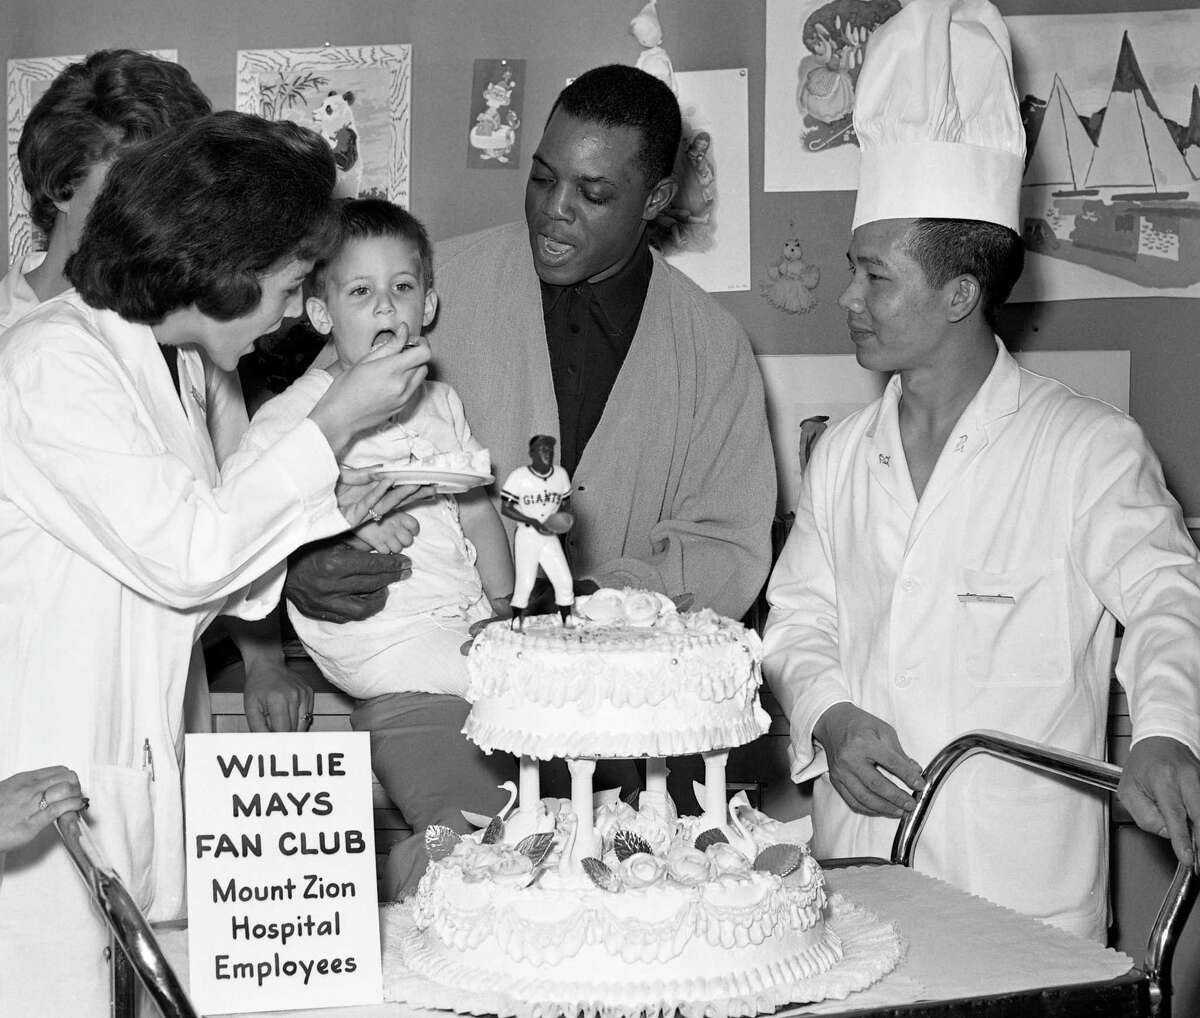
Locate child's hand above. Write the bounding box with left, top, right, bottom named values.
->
left=352, top=510, right=420, bottom=555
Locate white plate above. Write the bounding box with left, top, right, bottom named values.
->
left=374, top=468, right=494, bottom=494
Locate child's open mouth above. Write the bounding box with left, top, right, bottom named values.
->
left=372, top=328, right=419, bottom=351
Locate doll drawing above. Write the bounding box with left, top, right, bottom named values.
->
left=762, top=237, right=820, bottom=313
left=667, top=130, right=717, bottom=251
left=794, top=0, right=901, bottom=152
left=470, top=68, right=521, bottom=163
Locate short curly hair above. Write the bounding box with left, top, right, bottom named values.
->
left=550, top=64, right=681, bottom=187
left=18, top=49, right=211, bottom=240
left=67, top=111, right=338, bottom=324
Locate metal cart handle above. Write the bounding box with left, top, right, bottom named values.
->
left=56, top=810, right=199, bottom=1018
left=890, top=729, right=1197, bottom=1018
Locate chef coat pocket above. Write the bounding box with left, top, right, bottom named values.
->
left=88, top=763, right=156, bottom=909
left=955, top=561, right=1069, bottom=687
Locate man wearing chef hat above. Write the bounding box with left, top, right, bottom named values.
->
left=763, top=0, right=1200, bottom=942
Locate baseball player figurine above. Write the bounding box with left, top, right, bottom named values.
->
left=500, top=435, right=576, bottom=628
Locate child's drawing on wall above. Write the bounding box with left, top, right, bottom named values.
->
left=795, top=0, right=899, bottom=153
left=764, top=0, right=901, bottom=192
left=236, top=45, right=411, bottom=207
left=668, top=130, right=717, bottom=250
left=311, top=90, right=362, bottom=197
left=1007, top=12, right=1200, bottom=301
left=467, top=59, right=526, bottom=169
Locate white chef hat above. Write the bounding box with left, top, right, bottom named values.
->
left=851, top=0, right=1026, bottom=232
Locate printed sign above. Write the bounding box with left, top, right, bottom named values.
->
left=184, top=732, right=381, bottom=1014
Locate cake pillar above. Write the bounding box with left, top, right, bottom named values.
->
left=645, top=758, right=668, bottom=802
left=567, top=758, right=597, bottom=861
left=702, top=750, right=729, bottom=831
left=518, top=755, right=540, bottom=816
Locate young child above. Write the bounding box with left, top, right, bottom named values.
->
left=226, top=198, right=517, bottom=898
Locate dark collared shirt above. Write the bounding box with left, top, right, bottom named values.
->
left=540, top=234, right=653, bottom=476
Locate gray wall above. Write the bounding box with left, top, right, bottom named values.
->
left=5, top=0, right=1198, bottom=506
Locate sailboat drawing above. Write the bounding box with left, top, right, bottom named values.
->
left=1019, top=31, right=1200, bottom=288
left=1023, top=75, right=1097, bottom=198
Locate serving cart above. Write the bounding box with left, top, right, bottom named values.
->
left=60, top=730, right=1196, bottom=1018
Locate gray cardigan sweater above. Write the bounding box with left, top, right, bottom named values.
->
left=430, top=222, right=775, bottom=620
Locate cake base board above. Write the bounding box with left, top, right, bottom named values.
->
left=381, top=893, right=906, bottom=1018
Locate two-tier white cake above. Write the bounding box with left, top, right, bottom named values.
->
left=388, top=589, right=870, bottom=1018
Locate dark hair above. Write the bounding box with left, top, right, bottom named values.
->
left=18, top=49, right=211, bottom=240
left=902, top=219, right=1025, bottom=328
left=529, top=434, right=556, bottom=451
left=310, top=198, right=433, bottom=298
left=67, top=111, right=338, bottom=324
left=550, top=64, right=681, bottom=186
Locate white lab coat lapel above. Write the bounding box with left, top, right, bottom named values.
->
left=90, top=313, right=220, bottom=745
left=909, top=344, right=1021, bottom=544
left=879, top=344, right=1022, bottom=554
left=864, top=378, right=917, bottom=518
left=94, top=309, right=221, bottom=487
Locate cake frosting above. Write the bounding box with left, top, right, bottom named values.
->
left=401, top=798, right=843, bottom=1018
left=415, top=448, right=491, bottom=476
left=347, top=444, right=492, bottom=477
left=385, top=590, right=896, bottom=1018
left=464, top=588, right=769, bottom=759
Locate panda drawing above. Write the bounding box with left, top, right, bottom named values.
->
left=311, top=90, right=363, bottom=198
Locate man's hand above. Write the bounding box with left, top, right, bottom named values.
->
left=284, top=536, right=412, bottom=624
left=244, top=658, right=315, bottom=733
left=1119, top=736, right=1200, bottom=872
left=813, top=702, right=926, bottom=818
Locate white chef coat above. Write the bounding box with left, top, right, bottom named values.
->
left=763, top=341, right=1200, bottom=942
left=0, top=294, right=348, bottom=1017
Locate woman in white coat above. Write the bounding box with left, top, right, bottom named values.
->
left=0, top=111, right=431, bottom=1017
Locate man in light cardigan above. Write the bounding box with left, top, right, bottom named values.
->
left=284, top=65, right=775, bottom=821
left=287, top=64, right=775, bottom=627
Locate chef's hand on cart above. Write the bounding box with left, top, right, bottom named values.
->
left=813, top=702, right=926, bottom=818
left=1119, top=736, right=1200, bottom=873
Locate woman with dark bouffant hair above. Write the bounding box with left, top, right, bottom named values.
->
left=0, top=110, right=431, bottom=1017
left=7, top=51, right=321, bottom=744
